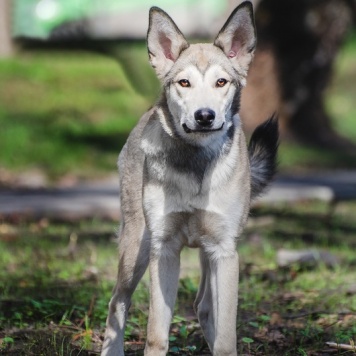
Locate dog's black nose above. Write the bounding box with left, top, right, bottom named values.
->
left=194, top=108, right=215, bottom=127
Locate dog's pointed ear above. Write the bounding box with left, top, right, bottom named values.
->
left=214, top=1, right=256, bottom=82
left=147, top=7, right=189, bottom=80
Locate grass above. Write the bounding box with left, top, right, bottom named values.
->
left=0, top=50, right=148, bottom=181
left=1, top=201, right=356, bottom=354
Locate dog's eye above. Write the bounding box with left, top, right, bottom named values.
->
left=216, top=78, right=228, bottom=87
left=178, top=79, right=191, bottom=87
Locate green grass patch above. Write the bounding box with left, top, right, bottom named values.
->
left=1, top=201, right=356, bottom=354
left=0, top=51, right=148, bottom=180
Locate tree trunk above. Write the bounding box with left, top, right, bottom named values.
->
left=0, top=0, right=14, bottom=58
left=241, top=0, right=354, bottom=150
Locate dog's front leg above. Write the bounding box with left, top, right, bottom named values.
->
left=102, top=226, right=150, bottom=356
left=197, top=249, right=239, bottom=356
left=145, top=239, right=182, bottom=356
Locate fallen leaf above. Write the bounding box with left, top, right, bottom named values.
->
left=269, top=312, right=283, bottom=326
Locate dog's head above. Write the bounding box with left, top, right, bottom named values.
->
left=147, top=1, right=256, bottom=144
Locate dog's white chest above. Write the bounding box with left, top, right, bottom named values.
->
left=143, top=169, right=247, bottom=237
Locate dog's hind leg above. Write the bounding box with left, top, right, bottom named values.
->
left=196, top=249, right=239, bottom=356
left=101, top=222, right=150, bottom=356
left=145, top=238, right=182, bottom=356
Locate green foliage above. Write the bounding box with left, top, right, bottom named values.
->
left=1, top=336, right=14, bottom=346
left=242, top=337, right=254, bottom=344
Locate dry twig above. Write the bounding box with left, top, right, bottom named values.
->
left=326, top=341, right=356, bottom=352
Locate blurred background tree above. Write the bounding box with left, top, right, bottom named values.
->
left=242, top=0, right=356, bottom=151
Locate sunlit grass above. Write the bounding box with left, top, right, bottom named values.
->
left=0, top=51, right=148, bottom=180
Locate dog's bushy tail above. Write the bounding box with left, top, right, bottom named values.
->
left=248, top=115, right=279, bottom=200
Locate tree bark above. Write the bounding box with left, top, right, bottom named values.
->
left=0, top=0, right=14, bottom=58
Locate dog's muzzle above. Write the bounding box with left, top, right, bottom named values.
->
left=182, top=108, right=224, bottom=133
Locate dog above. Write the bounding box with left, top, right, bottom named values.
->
left=101, top=2, right=278, bottom=355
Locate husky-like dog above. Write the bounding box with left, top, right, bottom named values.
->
left=102, top=2, right=278, bottom=355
